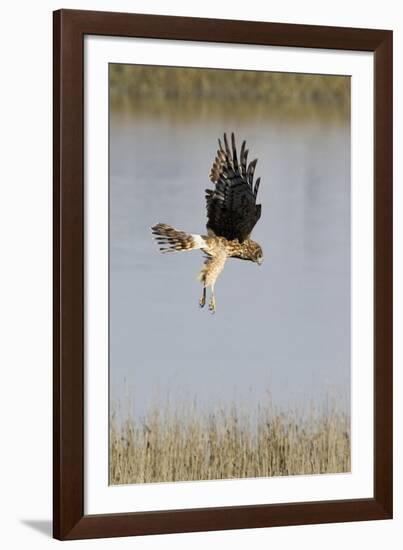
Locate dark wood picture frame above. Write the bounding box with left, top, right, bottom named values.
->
left=53, top=9, right=393, bottom=540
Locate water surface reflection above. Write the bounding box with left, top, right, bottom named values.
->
left=110, top=111, right=350, bottom=419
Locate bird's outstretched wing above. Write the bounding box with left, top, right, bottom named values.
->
left=206, top=132, right=261, bottom=242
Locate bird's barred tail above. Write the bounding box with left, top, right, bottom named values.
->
left=151, top=223, right=206, bottom=253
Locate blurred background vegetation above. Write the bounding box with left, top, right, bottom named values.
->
left=110, top=64, right=350, bottom=121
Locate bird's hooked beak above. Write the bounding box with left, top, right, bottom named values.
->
left=257, top=257, right=263, bottom=266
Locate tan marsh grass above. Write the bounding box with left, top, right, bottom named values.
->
left=109, top=65, right=350, bottom=121
left=110, top=400, right=350, bottom=485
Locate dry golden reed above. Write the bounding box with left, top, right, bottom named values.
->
left=109, top=65, right=350, bottom=122
left=110, top=400, right=350, bottom=485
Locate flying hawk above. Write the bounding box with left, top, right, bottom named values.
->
left=151, top=132, right=263, bottom=313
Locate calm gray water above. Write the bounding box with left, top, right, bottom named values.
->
left=110, top=114, right=350, bottom=419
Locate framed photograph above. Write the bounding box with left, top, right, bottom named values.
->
left=53, top=9, right=393, bottom=540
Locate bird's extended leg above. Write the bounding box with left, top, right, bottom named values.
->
left=198, top=250, right=226, bottom=314
left=199, top=285, right=206, bottom=308
left=208, top=284, right=216, bottom=314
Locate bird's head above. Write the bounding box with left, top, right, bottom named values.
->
left=249, top=241, right=264, bottom=265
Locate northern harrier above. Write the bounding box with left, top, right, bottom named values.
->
left=151, top=132, right=263, bottom=313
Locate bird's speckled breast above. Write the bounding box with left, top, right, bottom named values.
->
left=205, top=236, right=258, bottom=260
